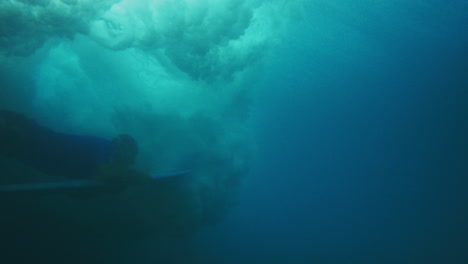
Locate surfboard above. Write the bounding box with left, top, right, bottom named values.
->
left=0, top=169, right=192, bottom=195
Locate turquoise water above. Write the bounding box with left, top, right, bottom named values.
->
left=0, top=1, right=466, bottom=263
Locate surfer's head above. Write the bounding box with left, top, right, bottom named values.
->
left=111, top=134, right=138, bottom=167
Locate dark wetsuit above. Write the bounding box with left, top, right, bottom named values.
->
left=0, top=112, right=115, bottom=180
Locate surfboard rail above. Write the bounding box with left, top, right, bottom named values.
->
left=0, top=169, right=193, bottom=195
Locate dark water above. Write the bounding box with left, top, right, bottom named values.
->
left=190, top=2, right=468, bottom=264
left=0, top=1, right=467, bottom=263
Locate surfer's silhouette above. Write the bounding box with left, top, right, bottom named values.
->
left=0, top=110, right=166, bottom=193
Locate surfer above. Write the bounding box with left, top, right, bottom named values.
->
left=0, top=110, right=150, bottom=189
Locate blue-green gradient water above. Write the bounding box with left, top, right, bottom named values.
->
left=0, top=1, right=466, bottom=263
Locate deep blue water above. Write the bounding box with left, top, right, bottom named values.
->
left=189, top=3, right=468, bottom=263
left=0, top=1, right=467, bottom=263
